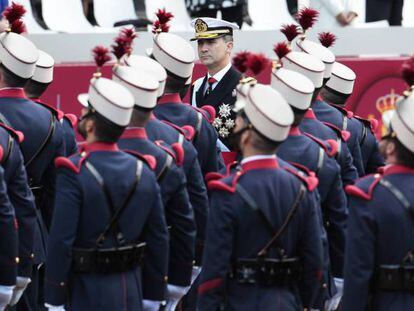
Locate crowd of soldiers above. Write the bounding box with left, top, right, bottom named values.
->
left=0, top=2, right=413, bottom=311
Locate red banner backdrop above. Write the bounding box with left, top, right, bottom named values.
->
left=42, top=57, right=407, bottom=137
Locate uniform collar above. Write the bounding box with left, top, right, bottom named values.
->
left=121, top=127, right=148, bottom=140
left=304, top=109, right=317, bottom=120
left=81, top=142, right=119, bottom=153
left=316, top=94, right=323, bottom=101
left=289, top=126, right=301, bottom=136
left=241, top=155, right=279, bottom=172
left=383, top=164, right=414, bottom=176
left=207, top=62, right=232, bottom=83
left=158, top=93, right=182, bottom=105
left=0, top=88, right=28, bottom=99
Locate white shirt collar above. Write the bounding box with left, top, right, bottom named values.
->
left=207, top=62, right=232, bottom=84
left=241, top=155, right=277, bottom=165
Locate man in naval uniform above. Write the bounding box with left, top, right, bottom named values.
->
left=189, top=17, right=241, bottom=150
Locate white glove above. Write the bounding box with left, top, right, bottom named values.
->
left=166, top=284, right=189, bottom=300
left=165, top=284, right=190, bottom=311
left=9, top=277, right=31, bottom=306
left=142, top=300, right=164, bottom=311
left=44, top=303, right=66, bottom=311
left=0, top=285, right=14, bottom=310
left=324, top=278, right=344, bottom=311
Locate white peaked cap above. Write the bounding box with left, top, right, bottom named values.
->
left=325, top=62, right=356, bottom=95
left=282, top=51, right=325, bottom=88
left=112, top=65, right=159, bottom=109
left=271, top=67, right=315, bottom=110
left=390, top=93, right=414, bottom=153
left=77, top=77, right=134, bottom=127
left=32, top=50, right=54, bottom=84
left=149, top=33, right=195, bottom=80
left=0, top=32, right=39, bottom=79
left=296, top=39, right=335, bottom=79
left=235, top=83, right=294, bottom=142
left=124, top=54, right=167, bottom=97
left=190, top=17, right=239, bottom=41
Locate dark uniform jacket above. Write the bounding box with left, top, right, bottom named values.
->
left=118, top=127, right=196, bottom=286
left=154, top=93, right=224, bottom=177
left=0, top=158, right=18, bottom=286
left=198, top=156, right=323, bottom=310
left=146, top=116, right=209, bottom=264
left=45, top=142, right=169, bottom=310
left=312, top=97, right=365, bottom=176
left=343, top=165, right=414, bottom=310
left=0, top=124, right=36, bottom=278
left=0, top=88, right=65, bottom=264
left=300, top=109, right=358, bottom=186
left=277, top=127, right=347, bottom=279
left=190, top=66, right=241, bottom=149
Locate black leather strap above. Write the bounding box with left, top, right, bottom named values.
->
left=84, top=160, right=143, bottom=247
left=236, top=183, right=306, bottom=257
left=379, top=178, right=414, bottom=219
left=25, top=112, right=56, bottom=168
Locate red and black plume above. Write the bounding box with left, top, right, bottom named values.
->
left=273, top=42, right=291, bottom=61
left=92, top=45, right=112, bottom=75
left=296, top=7, right=319, bottom=33
left=232, top=51, right=251, bottom=74
left=401, top=54, right=414, bottom=88
left=111, top=27, right=137, bottom=61
left=3, top=2, right=26, bottom=34
left=318, top=32, right=337, bottom=48
left=280, top=24, right=300, bottom=42
left=152, top=8, right=174, bottom=34
left=245, top=53, right=271, bottom=76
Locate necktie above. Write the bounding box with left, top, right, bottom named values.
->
left=205, top=77, right=217, bottom=98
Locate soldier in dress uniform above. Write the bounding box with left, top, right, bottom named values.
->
left=113, top=63, right=197, bottom=308
left=148, top=16, right=224, bottom=177
left=25, top=50, right=78, bottom=157
left=0, top=123, right=37, bottom=308
left=343, top=56, right=414, bottom=310
left=295, top=34, right=365, bottom=176
left=123, top=54, right=209, bottom=268
left=270, top=62, right=347, bottom=310
left=24, top=50, right=78, bottom=231
left=198, top=80, right=323, bottom=310
left=0, top=25, right=65, bottom=311
left=45, top=68, right=169, bottom=311
left=189, top=18, right=241, bottom=150
left=321, top=62, right=385, bottom=174
left=0, top=151, right=19, bottom=310
left=281, top=49, right=358, bottom=186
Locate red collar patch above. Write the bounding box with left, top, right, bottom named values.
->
left=383, top=164, right=414, bottom=176
left=0, top=88, right=28, bottom=99
left=304, top=109, right=317, bottom=120
left=289, top=126, right=301, bottom=136
left=81, top=142, right=119, bottom=153
left=158, top=93, right=182, bottom=105
left=121, top=128, right=148, bottom=140
left=241, top=158, right=279, bottom=173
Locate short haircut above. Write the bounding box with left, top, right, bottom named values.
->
left=251, top=129, right=281, bottom=153
left=165, top=75, right=186, bottom=94
left=320, top=87, right=349, bottom=106
left=291, top=106, right=307, bottom=127
left=0, top=64, right=28, bottom=87
left=223, top=35, right=234, bottom=43
left=130, top=106, right=152, bottom=127
left=25, top=79, right=51, bottom=98
left=393, top=136, right=414, bottom=168
left=240, top=111, right=281, bottom=153
left=88, top=113, right=125, bottom=143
